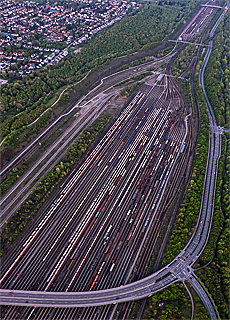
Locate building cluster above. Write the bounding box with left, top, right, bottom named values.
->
left=0, top=0, right=141, bottom=75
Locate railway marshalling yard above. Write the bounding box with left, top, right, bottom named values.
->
left=0, top=70, right=196, bottom=319
left=0, top=1, right=227, bottom=318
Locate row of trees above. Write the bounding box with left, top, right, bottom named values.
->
left=0, top=162, right=28, bottom=195
left=156, top=45, right=175, bottom=59
left=121, top=82, right=142, bottom=98
left=181, top=76, right=195, bottom=118
left=0, top=117, right=110, bottom=257
left=132, top=71, right=152, bottom=81
left=194, top=295, right=211, bottom=320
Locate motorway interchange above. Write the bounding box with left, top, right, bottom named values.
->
left=0, top=1, right=228, bottom=319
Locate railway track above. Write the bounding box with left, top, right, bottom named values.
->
left=1, top=74, right=190, bottom=320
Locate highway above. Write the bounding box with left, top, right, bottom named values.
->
left=1, top=2, right=228, bottom=319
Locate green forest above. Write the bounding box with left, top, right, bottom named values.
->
left=204, top=13, right=229, bottom=127
left=143, top=283, right=191, bottom=320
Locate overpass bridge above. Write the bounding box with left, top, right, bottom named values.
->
left=201, top=4, right=222, bottom=8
